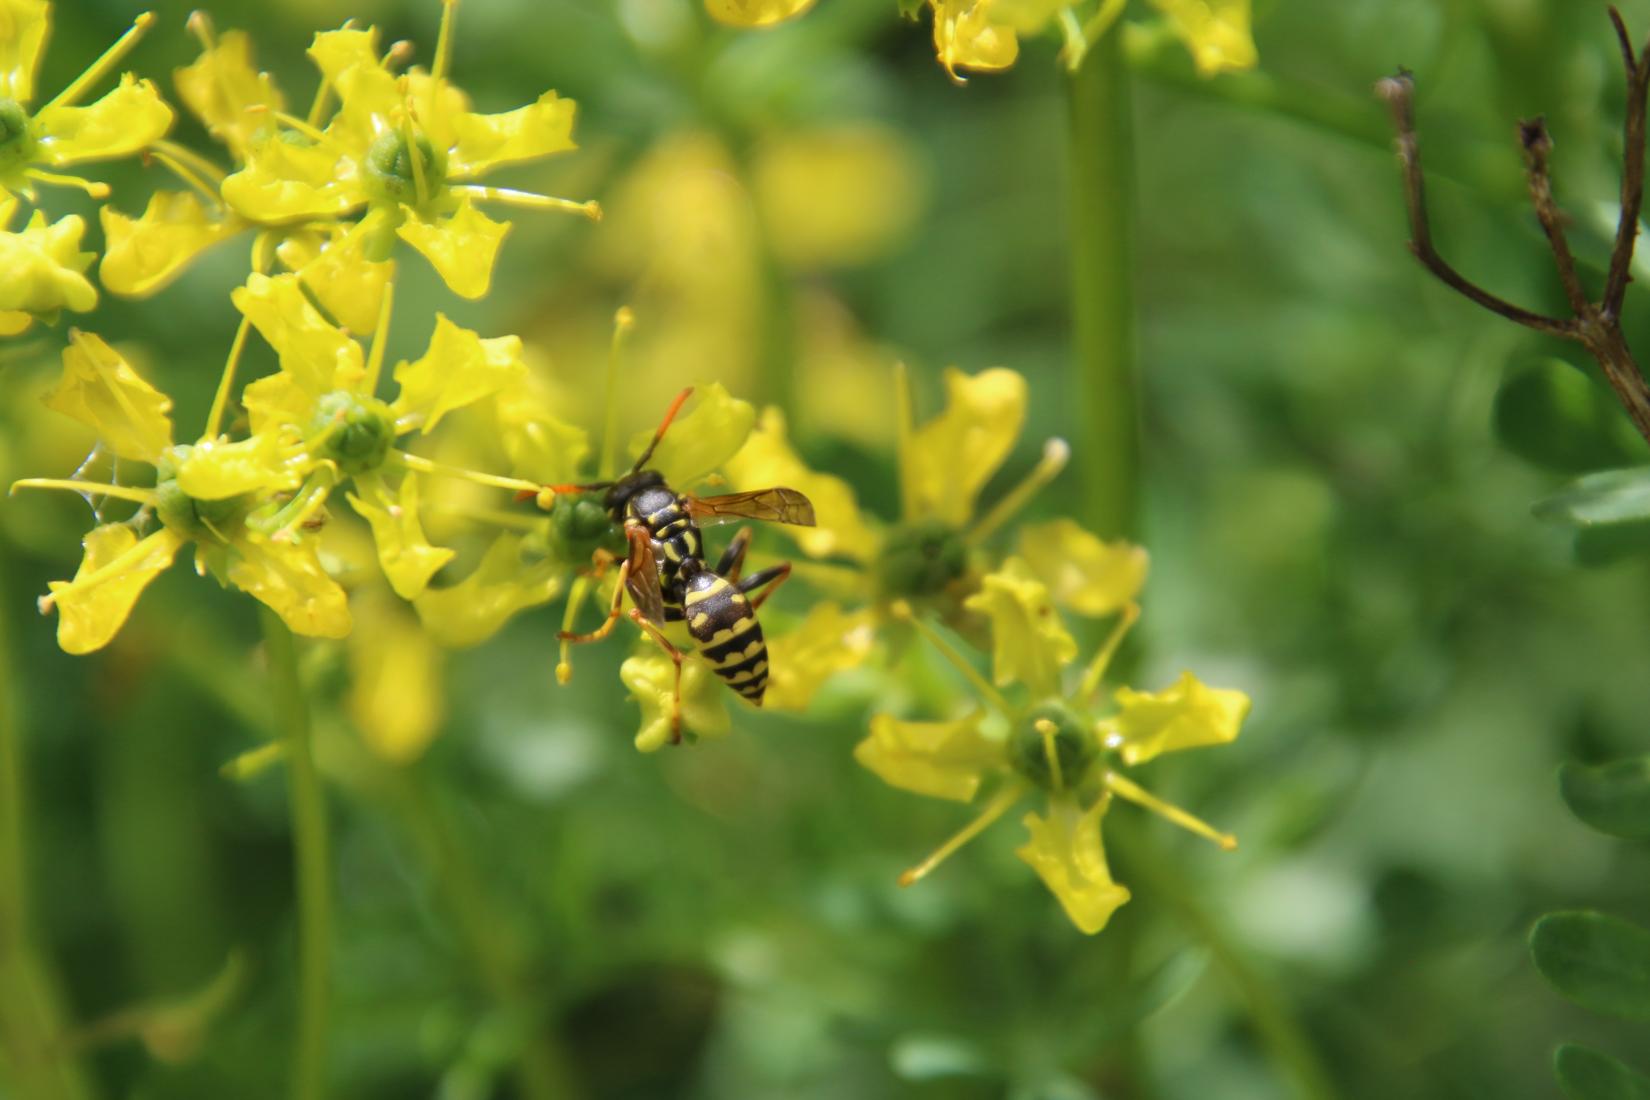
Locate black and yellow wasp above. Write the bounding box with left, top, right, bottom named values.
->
left=546, top=389, right=815, bottom=741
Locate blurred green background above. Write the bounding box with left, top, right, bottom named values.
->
left=7, top=0, right=1650, bottom=1097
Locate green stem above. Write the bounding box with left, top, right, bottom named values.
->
left=1067, top=29, right=1141, bottom=539
left=0, top=571, right=93, bottom=1100
left=387, top=770, right=582, bottom=1100
left=260, top=609, right=331, bottom=1100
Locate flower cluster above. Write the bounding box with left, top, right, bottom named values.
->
left=4, top=0, right=1251, bottom=935
left=703, top=0, right=1258, bottom=83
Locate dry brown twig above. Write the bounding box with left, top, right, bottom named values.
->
left=1376, top=6, right=1650, bottom=446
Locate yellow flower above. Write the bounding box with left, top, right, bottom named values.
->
left=219, top=9, right=598, bottom=300
left=704, top=0, right=818, bottom=27
left=14, top=330, right=351, bottom=654
left=348, top=591, right=444, bottom=764
left=622, top=649, right=731, bottom=753
left=0, top=194, right=94, bottom=326
left=931, top=0, right=1020, bottom=82
left=0, top=6, right=170, bottom=200
left=855, top=561, right=1246, bottom=934
left=174, top=272, right=540, bottom=601
left=1153, top=0, right=1257, bottom=77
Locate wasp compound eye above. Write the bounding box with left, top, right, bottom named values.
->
left=1008, top=704, right=1098, bottom=792
left=307, top=391, right=396, bottom=476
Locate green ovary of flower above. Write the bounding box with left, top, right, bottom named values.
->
left=878, top=519, right=969, bottom=598
left=307, top=391, right=395, bottom=476
left=365, top=129, right=448, bottom=206
left=548, top=494, right=625, bottom=566
left=0, top=100, right=35, bottom=169
left=155, top=446, right=247, bottom=540
left=1008, top=702, right=1098, bottom=792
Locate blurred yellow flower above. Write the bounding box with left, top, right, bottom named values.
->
left=753, top=126, right=923, bottom=270
left=0, top=6, right=170, bottom=201
left=855, top=557, right=1246, bottom=934
left=0, top=195, right=94, bottom=327
left=348, top=593, right=445, bottom=764
left=704, top=0, right=818, bottom=26
left=1153, top=0, right=1256, bottom=77
left=622, top=648, right=731, bottom=753
left=931, top=0, right=1021, bottom=81
left=14, top=331, right=351, bottom=653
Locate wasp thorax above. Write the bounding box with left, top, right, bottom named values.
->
left=154, top=445, right=246, bottom=541
left=878, top=519, right=969, bottom=598
left=307, top=391, right=395, bottom=476
left=365, top=129, right=448, bottom=204
left=1008, top=703, right=1098, bottom=792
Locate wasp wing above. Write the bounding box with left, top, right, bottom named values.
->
left=622, top=525, right=667, bottom=625
left=686, top=487, right=816, bottom=528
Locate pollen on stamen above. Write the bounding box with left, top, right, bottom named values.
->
left=36, top=594, right=55, bottom=615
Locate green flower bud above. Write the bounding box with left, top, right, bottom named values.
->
left=547, top=494, right=625, bottom=566
left=154, top=445, right=246, bottom=541
left=365, top=129, right=448, bottom=206
left=308, top=391, right=396, bottom=476
left=0, top=99, right=35, bottom=171
left=877, top=519, right=969, bottom=599
left=1008, top=703, right=1098, bottom=792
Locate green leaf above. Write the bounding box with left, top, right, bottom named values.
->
left=1495, top=359, right=1644, bottom=474
left=1555, top=1044, right=1650, bottom=1100
left=1530, top=911, right=1650, bottom=1020
left=1560, top=757, right=1650, bottom=840
left=1534, top=468, right=1650, bottom=528
left=1573, top=521, right=1650, bottom=567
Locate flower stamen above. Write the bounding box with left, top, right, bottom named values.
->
left=890, top=599, right=1014, bottom=717
left=433, top=0, right=460, bottom=84
left=388, top=450, right=542, bottom=495
left=203, top=315, right=253, bottom=440
left=598, top=306, right=635, bottom=479
left=23, top=170, right=110, bottom=199
left=10, top=478, right=158, bottom=506
left=41, top=11, right=158, bottom=112
left=967, top=437, right=1070, bottom=544
left=1103, top=770, right=1237, bottom=851
left=898, top=782, right=1025, bottom=886
left=362, top=280, right=395, bottom=394
left=894, top=361, right=916, bottom=522
left=448, top=184, right=602, bottom=220
left=1078, top=601, right=1140, bottom=701
left=1036, top=717, right=1066, bottom=793
left=557, top=574, right=593, bottom=684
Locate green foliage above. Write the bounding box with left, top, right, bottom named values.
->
left=1533, top=468, right=1650, bottom=528
left=1494, top=359, right=1643, bottom=474
left=1555, top=1045, right=1650, bottom=1100
left=1531, top=912, right=1650, bottom=1022
left=1560, top=757, right=1650, bottom=841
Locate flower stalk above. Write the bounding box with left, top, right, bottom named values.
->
left=260, top=608, right=331, bottom=1100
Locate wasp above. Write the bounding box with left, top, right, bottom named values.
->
left=547, top=389, right=816, bottom=741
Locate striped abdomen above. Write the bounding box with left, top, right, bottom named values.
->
left=682, top=570, right=768, bottom=704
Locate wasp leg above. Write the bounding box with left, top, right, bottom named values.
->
left=715, top=526, right=753, bottom=580
left=585, top=546, right=619, bottom=579
left=558, top=559, right=631, bottom=644
left=626, top=608, right=686, bottom=745
left=736, top=561, right=792, bottom=611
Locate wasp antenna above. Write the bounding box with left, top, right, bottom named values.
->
left=630, top=387, right=695, bottom=473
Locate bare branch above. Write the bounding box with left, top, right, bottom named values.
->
left=1519, top=117, right=1591, bottom=313
left=1610, top=6, right=1636, bottom=72
left=1604, top=15, right=1650, bottom=313
left=1375, top=73, right=1575, bottom=336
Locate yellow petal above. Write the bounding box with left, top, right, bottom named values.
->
left=930, top=0, right=1019, bottom=81
left=853, top=711, right=998, bottom=802
left=232, top=272, right=363, bottom=395
left=349, top=596, right=443, bottom=764
left=989, top=0, right=1068, bottom=32
left=447, top=91, right=577, bottom=179
left=620, top=650, right=730, bottom=754
left=0, top=309, right=30, bottom=335
left=44, top=331, right=173, bottom=463
left=173, top=28, right=284, bottom=158
left=241, top=371, right=314, bottom=437
left=905, top=366, right=1026, bottom=527
left=763, top=603, right=875, bottom=711
left=627, top=382, right=755, bottom=488
left=176, top=434, right=302, bottom=499
left=962, top=556, right=1077, bottom=697
left=1016, top=800, right=1132, bottom=935
left=753, top=126, right=923, bottom=270
left=1110, top=670, right=1250, bottom=766
left=1017, top=519, right=1148, bottom=617
left=722, top=407, right=879, bottom=562
left=226, top=532, right=352, bottom=639
left=99, top=191, right=241, bottom=298
left=391, top=315, right=527, bottom=433
left=704, top=0, right=818, bottom=27
left=346, top=474, right=453, bottom=601
left=46, top=526, right=183, bottom=655
left=1152, top=0, right=1258, bottom=77
left=275, top=225, right=390, bottom=336
left=395, top=200, right=510, bottom=300
left=0, top=210, right=96, bottom=318
left=221, top=136, right=359, bottom=224
left=306, top=26, right=397, bottom=154
left=491, top=383, right=591, bottom=485
left=33, top=75, right=173, bottom=166
left=413, top=532, right=563, bottom=647
left=0, top=0, right=48, bottom=102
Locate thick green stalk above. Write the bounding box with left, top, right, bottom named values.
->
left=260, top=609, right=331, bottom=1100
left=0, top=574, right=92, bottom=1100
left=1067, top=29, right=1141, bottom=539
